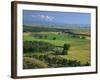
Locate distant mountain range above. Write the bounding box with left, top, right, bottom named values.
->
left=23, top=21, right=90, bottom=29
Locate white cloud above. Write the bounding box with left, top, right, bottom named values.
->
left=46, top=15, right=55, bottom=21
left=32, top=15, right=55, bottom=21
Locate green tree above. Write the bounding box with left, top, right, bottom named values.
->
left=53, top=37, right=56, bottom=40
left=62, top=44, right=70, bottom=55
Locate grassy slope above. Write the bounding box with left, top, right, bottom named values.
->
left=23, top=32, right=90, bottom=64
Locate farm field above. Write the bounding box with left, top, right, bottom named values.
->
left=23, top=26, right=91, bottom=69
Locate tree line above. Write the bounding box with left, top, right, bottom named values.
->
left=24, top=54, right=90, bottom=69
left=23, top=41, right=70, bottom=55
left=23, top=41, right=55, bottom=53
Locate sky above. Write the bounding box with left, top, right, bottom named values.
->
left=23, top=10, right=91, bottom=25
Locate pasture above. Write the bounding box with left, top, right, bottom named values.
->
left=23, top=27, right=91, bottom=69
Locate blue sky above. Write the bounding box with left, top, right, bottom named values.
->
left=23, top=10, right=91, bottom=25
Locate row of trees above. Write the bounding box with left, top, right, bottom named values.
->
left=24, top=54, right=90, bottom=69
left=33, top=54, right=82, bottom=67
left=23, top=41, right=55, bottom=53
left=32, top=33, right=58, bottom=40
left=23, top=41, right=70, bottom=55
left=32, top=34, right=48, bottom=39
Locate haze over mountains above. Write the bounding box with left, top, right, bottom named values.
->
left=24, top=21, right=90, bottom=29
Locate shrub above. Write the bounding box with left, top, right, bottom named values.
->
left=84, top=62, right=90, bottom=66
left=44, top=35, right=48, bottom=39
left=53, top=37, right=56, bottom=40
left=23, top=57, right=48, bottom=69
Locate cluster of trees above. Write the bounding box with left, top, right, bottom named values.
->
left=32, top=34, right=48, bottom=39
left=23, top=54, right=90, bottom=69
left=53, top=44, right=70, bottom=55
left=62, top=44, right=70, bottom=55
left=24, top=41, right=70, bottom=55
left=32, top=33, right=58, bottom=40
left=23, top=41, right=56, bottom=53
left=33, top=54, right=82, bottom=67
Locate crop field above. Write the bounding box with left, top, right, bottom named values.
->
left=23, top=26, right=91, bottom=69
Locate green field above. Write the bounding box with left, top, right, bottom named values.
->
left=23, top=26, right=91, bottom=69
